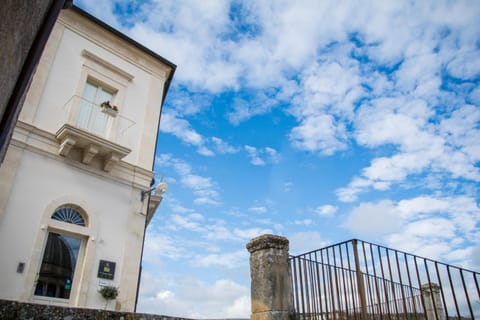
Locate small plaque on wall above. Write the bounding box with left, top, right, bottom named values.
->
left=97, top=260, right=116, bottom=280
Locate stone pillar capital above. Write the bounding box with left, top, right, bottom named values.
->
left=246, top=234, right=289, bottom=254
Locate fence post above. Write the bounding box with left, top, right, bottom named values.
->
left=247, top=234, right=293, bottom=320
left=421, top=283, right=445, bottom=320
left=352, top=239, right=368, bottom=319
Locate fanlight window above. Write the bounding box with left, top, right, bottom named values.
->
left=51, top=207, right=86, bottom=226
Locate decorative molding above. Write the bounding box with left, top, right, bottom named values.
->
left=56, top=124, right=131, bottom=172
left=103, top=152, right=121, bottom=172
left=82, top=144, right=99, bottom=164
left=11, top=121, right=153, bottom=189
left=82, top=49, right=134, bottom=82
left=59, top=11, right=170, bottom=79
left=59, top=137, right=76, bottom=156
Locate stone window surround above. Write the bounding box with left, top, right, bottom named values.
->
left=22, top=197, right=97, bottom=307
left=69, top=49, right=134, bottom=140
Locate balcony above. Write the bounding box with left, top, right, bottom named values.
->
left=55, top=96, right=135, bottom=171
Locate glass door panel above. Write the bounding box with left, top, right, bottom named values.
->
left=34, top=233, right=81, bottom=299
left=76, top=81, right=113, bottom=136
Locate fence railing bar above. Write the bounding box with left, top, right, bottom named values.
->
left=403, top=252, right=419, bottom=320
left=352, top=240, right=368, bottom=319
left=434, top=261, right=449, bottom=319
left=361, top=241, right=375, bottom=319
left=424, top=259, right=440, bottom=320
left=475, top=271, right=480, bottom=302
left=292, top=256, right=359, bottom=273
left=307, top=253, right=317, bottom=320
left=332, top=246, right=343, bottom=318
left=321, top=251, right=333, bottom=319
left=292, top=239, right=479, bottom=277
left=292, top=255, right=424, bottom=293
left=314, top=251, right=325, bottom=320
left=370, top=243, right=385, bottom=320
left=446, top=265, right=461, bottom=319
left=291, top=259, right=299, bottom=318
left=394, top=250, right=408, bottom=319
left=345, top=243, right=359, bottom=320
left=353, top=240, right=480, bottom=275
left=293, top=239, right=360, bottom=258
left=385, top=249, right=400, bottom=317
left=303, top=257, right=311, bottom=316
left=289, top=239, right=480, bottom=320
left=326, top=248, right=336, bottom=318
left=298, top=257, right=306, bottom=316
left=378, top=246, right=393, bottom=320
left=339, top=244, right=351, bottom=318
left=304, top=255, right=311, bottom=318
left=320, top=250, right=330, bottom=320
left=414, top=256, right=428, bottom=319
left=314, top=254, right=323, bottom=320
left=460, top=268, right=474, bottom=319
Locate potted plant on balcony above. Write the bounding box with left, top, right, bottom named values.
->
left=100, top=101, right=119, bottom=117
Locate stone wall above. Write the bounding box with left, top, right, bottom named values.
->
left=0, top=299, right=192, bottom=320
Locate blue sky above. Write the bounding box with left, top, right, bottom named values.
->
left=76, top=1, right=480, bottom=318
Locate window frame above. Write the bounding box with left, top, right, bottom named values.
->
left=29, top=202, right=93, bottom=306
left=69, top=49, right=133, bottom=141
left=33, top=232, right=83, bottom=300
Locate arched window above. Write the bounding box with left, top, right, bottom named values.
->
left=35, top=205, right=88, bottom=299
left=51, top=207, right=86, bottom=226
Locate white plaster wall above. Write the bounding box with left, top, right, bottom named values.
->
left=0, top=149, right=144, bottom=310
left=28, top=18, right=164, bottom=170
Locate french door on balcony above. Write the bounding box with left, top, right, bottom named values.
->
left=76, top=81, right=114, bottom=136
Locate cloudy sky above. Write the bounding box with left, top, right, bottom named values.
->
left=76, top=0, right=480, bottom=318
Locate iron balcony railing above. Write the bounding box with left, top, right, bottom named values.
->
left=289, top=239, right=480, bottom=320
left=61, top=95, right=136, bottom=148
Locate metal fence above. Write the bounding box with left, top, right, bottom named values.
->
left=289, top=239, right=480, bottom=320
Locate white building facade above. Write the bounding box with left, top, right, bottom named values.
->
left=0, top=6, right=175, bottom=312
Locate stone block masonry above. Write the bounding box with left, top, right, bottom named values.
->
left=246, top=234, right=293, bottom=320
left=0, top=299, right=193, bottom=320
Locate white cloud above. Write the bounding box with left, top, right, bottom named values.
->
left=248, top=206, right=267, bottom=214
left=244, top=145, right=280, bottom=166
left=233, top=227, right=273, bottom=241
left=194, top=250, right=248, bottom=269
left=290, top=114, right=348, bottom=155
left=161, top=111, right=203, bottom=145
left=138, top=275, right=250, bottom=319
left=295, top=219, right=314, bottom=226
left=314, top=205, right=337, bottom=217
left=343, top=200, right=401, bottom=237
left=344, top=195, right=480, bottom=264
left=156, top=154, right=221, bottom=205
left=160, top=114, right=242, bottom=157
left=211, top=137, right=240, bottom=154
left=169, top=214, right=205, bottom=232
left=143, top=232, right=187, bottom=263
left=289, top=231, right=329, bottom=255
left=244, top=145, right=265, bottom=166
left=337, top=100, right=480, bottom=202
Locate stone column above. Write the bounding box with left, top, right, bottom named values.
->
left=421, top=283, right=445, bottom=320
left=246, top=234, right=293, bottom=320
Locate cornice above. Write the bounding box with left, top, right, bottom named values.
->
left=11, top=121, right=153, bottom=190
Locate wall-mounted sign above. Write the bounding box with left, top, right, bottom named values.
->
left=97, top=260, right=116, bottom=280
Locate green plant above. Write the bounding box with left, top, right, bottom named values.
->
left=101, top=101, right=118, bottom=111
left=98, top=285, right=118, bottom=309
